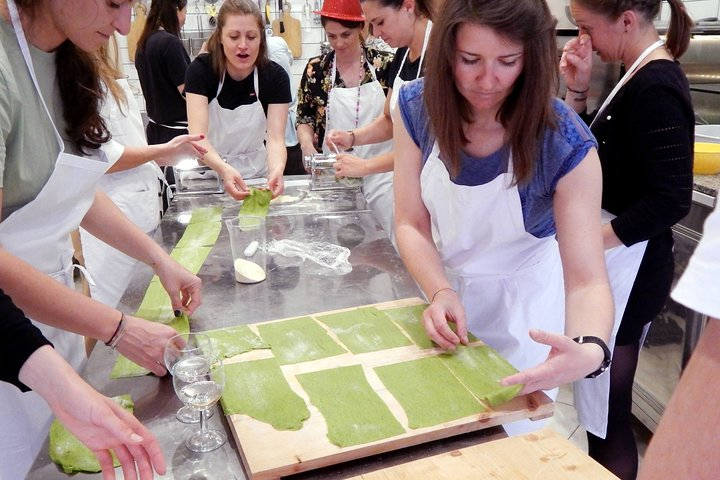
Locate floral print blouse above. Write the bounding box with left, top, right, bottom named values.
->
left=296, top=46, right=394, bottom=150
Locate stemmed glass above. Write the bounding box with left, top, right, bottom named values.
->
left=164, top=333, right=214, bottom=423
left=173, top=353, right=226, bottom=453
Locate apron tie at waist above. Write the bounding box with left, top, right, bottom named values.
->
left=147, top=117, right=189, bottom=130
left=50, top=249, right=97, bottom=288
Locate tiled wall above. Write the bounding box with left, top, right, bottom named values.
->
left=118, top=0, right=328, bottom=113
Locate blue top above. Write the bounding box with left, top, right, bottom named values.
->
left=398, top=78, right=597, bottom=238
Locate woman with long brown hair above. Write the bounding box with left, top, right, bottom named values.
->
left=394, top=0, right=614, bottom=433
left=0, top=1, right=202, bottom=476
left=185, top=0, right=290, bottom=200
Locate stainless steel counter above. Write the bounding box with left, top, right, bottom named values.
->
left=27, top=178, right=505, bottom=479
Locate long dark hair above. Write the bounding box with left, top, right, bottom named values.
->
left=424, top=0, right=557, bottom=183
left=360, top=0, right=434, bottom=21
left=136, top=0, right=187, bottom=53
left=206, top=0, right=268, bottom=79
left=14, top=0, right=109, bottom=154
left=574, top=0, right=693, bottom=59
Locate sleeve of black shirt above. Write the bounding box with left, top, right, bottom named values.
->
left=185, top=54, right=218, bottom=101
left=162, top=34, right=191, bottom=89
left=610, top=81, right=694, bottom=246
left=260, top=61, right=292, bottom=107
left=0, top=289, right=53, bottom=392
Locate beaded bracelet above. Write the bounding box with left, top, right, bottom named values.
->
left=105, top=312, right=127, bottom=349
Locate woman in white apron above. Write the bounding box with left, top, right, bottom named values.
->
left=394, top=0, right=615, bottom=433
left=186, top=0, right=290, bottom=201
left=326, top=0, right=433, bottom=239
left=81, top=41, right=206, bottom=309
left=560, top=1, right=694, bottom=477
left=0, top=1, right=201, bottom=476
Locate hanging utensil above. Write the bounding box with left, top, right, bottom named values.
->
left=278, top=0, right=285, bottom=33
left=265, top=0, right=274, bottom=36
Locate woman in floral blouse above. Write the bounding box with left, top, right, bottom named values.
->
left=296, top=0, right=393, bottom=159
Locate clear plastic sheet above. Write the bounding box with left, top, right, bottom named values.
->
left=267, top=239, right=352, bottom=275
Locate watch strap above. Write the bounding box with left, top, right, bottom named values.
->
left=573, top=335, right=612, bottom=379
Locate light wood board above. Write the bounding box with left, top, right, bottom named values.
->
left=225, top=298, right=554, bottom=480
left=348, top=428, right=619, bottom=480
left=272, top=13, right=302, bottom=59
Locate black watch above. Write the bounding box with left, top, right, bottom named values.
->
left=573, top=335, right=612, bottom=379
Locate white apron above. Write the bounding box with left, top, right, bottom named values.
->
left=0, top=2, right=115, bottom=477
left=324, top=54, right=394, bottom=237
left=80, top=77, right=163, bottom=308
left=421, top=142, right=564, bottom=434
left=208, top=68, right=268, bottom=179
left=388, top=20, right=432, bottom=115
left=573, top=40, right=663, bottom=438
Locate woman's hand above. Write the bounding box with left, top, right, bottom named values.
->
left=220, top=164, right=250, bottom=200
left=267, top=170, right=285, bottom=198
left=334, top=153, right=368, bottom=178
left=559, top=33, right=593, bottom=93
left=154, top=134, right=208, bottom=167
left=21, top=346, right=166, bottom=480
left=326, top=129, right=353, bottom=152
left=116, top=316, right=180, bottom=376
left=422, top=289, right=469, bottom=350
left=153, top=258, right=203, bottom=316
left=501, top=329, right=606, bottom=394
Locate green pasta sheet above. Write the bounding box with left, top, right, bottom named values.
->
left=133, top=278, right=173, bottom=321
left=201, top=324, right=269, bottom=359
left=110, top=314, right=190, bottom=379
left=440, top=345, right=523, bottom=407
left=256, top=316, right=347, bottom=365
left=175, top=221, right=223, bottom=248
left=239, top=187, right=273, bottom=217
left=296, top=365, right=405, bottom=447
left=189, top=206, right=223, bottom=224
left=49, top=395, right=133, bottom=473
left=220, top=358, right=309, bottom=430
left=381, top=304, right=433, bottom=349
left=315, top=307, right=413, bottom=354
left=170, top=246, right=213, bottom=274
left=374, top=356, right=485, bottom=429
left=382, top=304, right=479, bottom=349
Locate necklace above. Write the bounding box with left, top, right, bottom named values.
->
left=327, top=50, right=365, bottom=133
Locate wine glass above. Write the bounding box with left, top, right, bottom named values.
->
left=173, top=354, right=226, bottom=453
left=164, top=333, right=214, bottom=424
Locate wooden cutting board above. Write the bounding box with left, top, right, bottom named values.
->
left=272, top=12, right=302, bottom=59
left=226, top=298, right=554, bottom=480
left=349, top=428, right=619, bottom=479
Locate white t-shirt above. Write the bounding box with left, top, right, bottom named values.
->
left=672, top=204, right=720, bottom=319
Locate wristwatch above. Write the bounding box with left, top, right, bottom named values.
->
left=573, top=335, right=612, bottom=379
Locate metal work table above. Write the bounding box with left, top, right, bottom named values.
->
left=28, top=178, right=506, bottom=479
